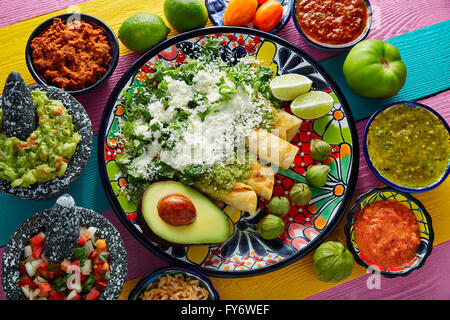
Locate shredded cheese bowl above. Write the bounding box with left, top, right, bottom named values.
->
left=128, top=266, right=219, bottom=300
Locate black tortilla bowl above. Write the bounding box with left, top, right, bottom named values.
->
left=2, top=201, right=128, bottom=300
left=0, top=84, right=93, bottom=200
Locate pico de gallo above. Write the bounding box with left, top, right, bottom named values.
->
left=17, top=226, right=110, bottom=300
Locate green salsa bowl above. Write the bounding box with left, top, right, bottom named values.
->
left=363, top=101, right=450, bottom=193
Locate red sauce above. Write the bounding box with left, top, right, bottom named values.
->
left=295, top=0, right=368, bottom=45
left=354, top=200, right=420, bottom=267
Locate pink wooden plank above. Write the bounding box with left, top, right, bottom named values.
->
left=354, top=91, right=450, bottom=196
left=0, top=0, right=92, bottom=28
left=306, top=240, right=450, bottom=300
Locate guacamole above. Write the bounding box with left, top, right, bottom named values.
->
left=367, top=104, right=450, bottom=188
left=0, top=91, right=81, bottom=187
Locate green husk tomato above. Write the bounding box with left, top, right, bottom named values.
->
left=312, top=241, right=354, bottom=282
left=343, top=39, right=407, bottom=99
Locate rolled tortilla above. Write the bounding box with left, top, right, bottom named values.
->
left=247, top=161, right=274, bottom=201
left=194, top=182, right=258, bottom=215
left=247, top=129, right=299, bottom=170
left=274, top=109, right=303, bottom=142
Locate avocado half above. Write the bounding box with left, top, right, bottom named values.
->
left=138, top=181, right=230, bottom=246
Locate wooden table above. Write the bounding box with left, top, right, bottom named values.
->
left=0, top=0, right=449, bottom=300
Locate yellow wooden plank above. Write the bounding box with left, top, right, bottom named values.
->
left=0, top=0, right=212, bottom=91
left=118, top=177, right=450, bottom=300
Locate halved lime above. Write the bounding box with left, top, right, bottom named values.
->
left=291, top=91, right=334, bottom=119
left=269, top=74, right=313, bottom=101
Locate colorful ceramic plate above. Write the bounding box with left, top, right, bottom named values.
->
left=344, top=187, right=434, bottom=278
left=205, top=0, right=292, bottom=34
left=98, top=27, right=359, bottom=277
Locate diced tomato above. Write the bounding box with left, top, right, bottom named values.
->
left=81, top=274, right=87, bottom=281
left=53, top=106, right=63, bottom=115
left=93, top=264, right=102, bottom=276
left=38, top=282, right=52, bottom=295
left=71, top=260, right=80, bottom=266
left=49, top=290, right=65, bottom=300
left=30, top=232, right=45, bottom=246
left=85, top=288, right=100, bottom=300
left=60, top=259, right=71, bottom=272
left=18, top=276, right=36, bottom=289
left=17, top=140, right=39, bottom=151
left=102, top=262, right=109, bottom=272
left=96, top=279, right=107, bottom=290
left=32, top=244, right=43, bottom=259
left=19, top=261, right=27, bottom=275
left=88, top=250, right=98, bottom=260
left=96, top=239, right=107, bottom=251
left=78, top=230, right=91, bottom=246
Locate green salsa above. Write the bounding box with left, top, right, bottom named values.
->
left=0, top=91, right=81, bottom=187
left=200, top=159, right=252, bottom=192
left=367, top=104, right=450, bottom=188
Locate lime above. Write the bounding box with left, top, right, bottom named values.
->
left=118, top=13, right=170, bottom=53
left=269, top=74, right=313, bottom=101
left=164, top=0, right=208, bottom=32
left=291, top=91, right=334, bottom=119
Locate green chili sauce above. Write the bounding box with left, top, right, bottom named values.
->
left=367, top=104, right=450, bottom=188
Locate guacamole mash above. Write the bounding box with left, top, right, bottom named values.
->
left=0, top=90, right=81, bottom=187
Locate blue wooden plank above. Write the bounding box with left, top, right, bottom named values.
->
left=319, top=20, right=450, bottom=121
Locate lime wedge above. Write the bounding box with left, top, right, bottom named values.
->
left=269, top=74, right=313, bottom=101
left=291, top=91, right=334, bottom=119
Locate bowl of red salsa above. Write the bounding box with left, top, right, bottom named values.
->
left=344, top=187, right=434, bottom=278
left=291, top=0, right=372, bottom=50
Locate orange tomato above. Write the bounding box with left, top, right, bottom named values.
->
left=223, top=0, right=258, bottom=26
left=253, top=0, right=283, bottom=32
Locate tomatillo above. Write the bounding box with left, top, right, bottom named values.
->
left=343, top=39, right=407, bottom=99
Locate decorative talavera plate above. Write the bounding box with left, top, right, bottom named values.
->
left=98, top=27, right=359, bottom=277
left=205, top=0, right=292, bottom=34
left=345, top=187, right=434, bottom=278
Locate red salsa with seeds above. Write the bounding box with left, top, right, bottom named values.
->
left=17, top=226, right=110, bottom=300
left=295, top=0, right=369, bottom=45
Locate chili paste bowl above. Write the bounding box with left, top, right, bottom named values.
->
left=25, top=13, right=119, bottom=96
left=344, top=187, right=434, bottom=278
left=291, top=0, right=372, bottom=51
left=363, top=101, right=450, bottom=193
left=2, top=194, right=128, bottom=300
left=128, top=265, right=220, bottom=300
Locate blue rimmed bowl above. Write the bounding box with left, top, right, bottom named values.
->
left=291, top=0, right=372, bottom=51
left=344, top=187, right=434, bottom=278
left=128, top=266, right=220, bottom=300
left=363, top=101, right=450, bottom=193
left=205, top=0, right=292, bottom=34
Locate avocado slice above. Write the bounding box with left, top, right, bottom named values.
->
left=139, top=181, right=230, bottom=246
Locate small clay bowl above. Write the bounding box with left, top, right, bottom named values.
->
left=2, top=198, right=128, bottom=300
left=25, top=13, right=119, bottom=96
left=0, top=84, right=93, bottom=200
left=344, top=187, right=434, bottom=278
left=128, top=265, right=220, bottom=300
left=291, top=0, right=372, bottom=51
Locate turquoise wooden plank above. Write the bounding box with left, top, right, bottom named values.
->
left=0, top=136, right=111, bottom=245
left=319, top=20, right=450, bottom=121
